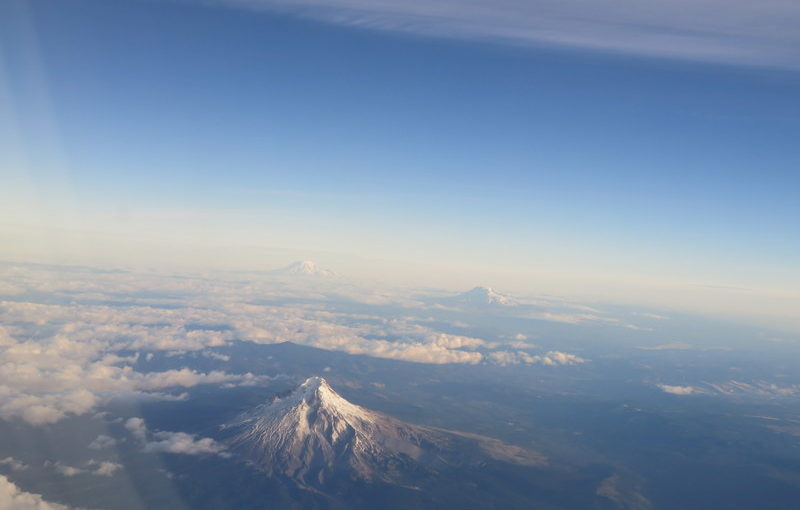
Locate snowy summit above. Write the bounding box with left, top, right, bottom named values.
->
left=275, top=261, right=336, bottom=278
left=455, top=286, right=517, bottom=306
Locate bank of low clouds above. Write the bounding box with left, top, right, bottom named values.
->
left=0, top=264, right=588, bottom=425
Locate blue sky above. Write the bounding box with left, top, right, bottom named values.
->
left=1, top=0, right=799, bottom=325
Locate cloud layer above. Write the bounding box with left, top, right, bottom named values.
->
left=0, top=263, right=587, bottom=425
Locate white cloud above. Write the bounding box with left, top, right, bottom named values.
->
left=48, top=463, right=85, bottom=477
left=233, top=309, right=491, bottom=364
left=307, top=334, right=485, bottom=365
left=137, top=369, right=262, bottom=390
left=89, top=461, right=122, bottom=477
left=0, top=306, right=268, bottom=425
left=0, top=264, right=599, bottom=426
left=124, top=417, right=148, bottom=442
left=536, top=351, right=586, bottom=366
left=126, top=417, right=228, bottom=457
left=217, top=0, right=800, bottom=68
left=0, top=457, right=28, bottom=472
left=487, top=351, right=520, bottom=367
left=426, top=333, right=488, bottom=350
left=530, top=311, right=622, bottom=326
left=657, top=384, right=696, bottom=395
left=88, top=435, right=117, bottom=450
left=488, top=350, right=586, bottom=366
left=0, top=475, right=73, bottom=510
left=202, top=351, right=230, bottom=362
left=144, top=432, right=228, bottom=456
left=46, top=459, right=121, bottom=478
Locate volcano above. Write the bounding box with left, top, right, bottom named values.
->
left=224, top=377, right=543, bottom=488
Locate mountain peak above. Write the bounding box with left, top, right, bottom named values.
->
left=299, top=375, right=327, bottom=391
left=457, top=286, right=517, bottom=306
left=224, top=378, right=543, bottom=488
left=275, top=260, right=336, bottom=277
left=285, top=376, right=363, bottom=416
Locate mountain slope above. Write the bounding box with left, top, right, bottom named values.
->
left=224, top=377, right=543, bottom=488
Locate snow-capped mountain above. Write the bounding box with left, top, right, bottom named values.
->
left=224, top=377, right=542, bottom=488
left=274, top=261, right=336, bottom=278
left=454, top=286, right=518, bottom=306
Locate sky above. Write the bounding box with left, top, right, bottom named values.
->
left=1, top=0, right=799, bottom=328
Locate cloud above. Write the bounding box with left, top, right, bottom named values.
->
left=0, top=307, right=268, bottom=425
left=0, top=263, right=598, bottom=426
left=88, top=435, right=117, bottom=450
left=234, top=310, right=491, bottom=364
left=0, top=389, right=97, bottom=426
left=0, top=474, right=73, bottom=510
left=124, top=417, right=148, bottom=441
left=90, top=461, right=122, bottom=477
left=487, top=351, right=521, bottom=367
left=528, top=311, right=622, bottom=326
left=426, top=333, right=488, bottom=350
left=655, top=380, right=800, bottom=398
left=639, top=342, right=694, bottom=351
left=657, top=384, right=696, bottom=395
left=216, top=0, right=800, bottom=68
left=0, top=457, right=28, bottom=472
left=637, top=313, right=670, bottom=320
left=488, top=350, right=586, bottom=367
left=31, top=458, right=121, bottom=480
left=144, top=432, right=229, bottom=456
left=126, top=417, right=228, bottom=457
left=536, top=351, right=586, bottom=366
left=49, top=463, right=85, bottom=477
left=310, top=335, right=485, bottom=364
left=705, top=380, right=799, bottom=397
left=202, top=351, right=230, bottom=362
left=137, top=369, right=263, bottom=390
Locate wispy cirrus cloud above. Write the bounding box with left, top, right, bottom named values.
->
left=216, top=0, right=800, bottom=68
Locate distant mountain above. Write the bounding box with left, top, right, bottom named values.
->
left=223, top=377, right=543, bottom=489
left=274, top=261, right=336, bottom=278
left=452, top=286, right=518, bottom=306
